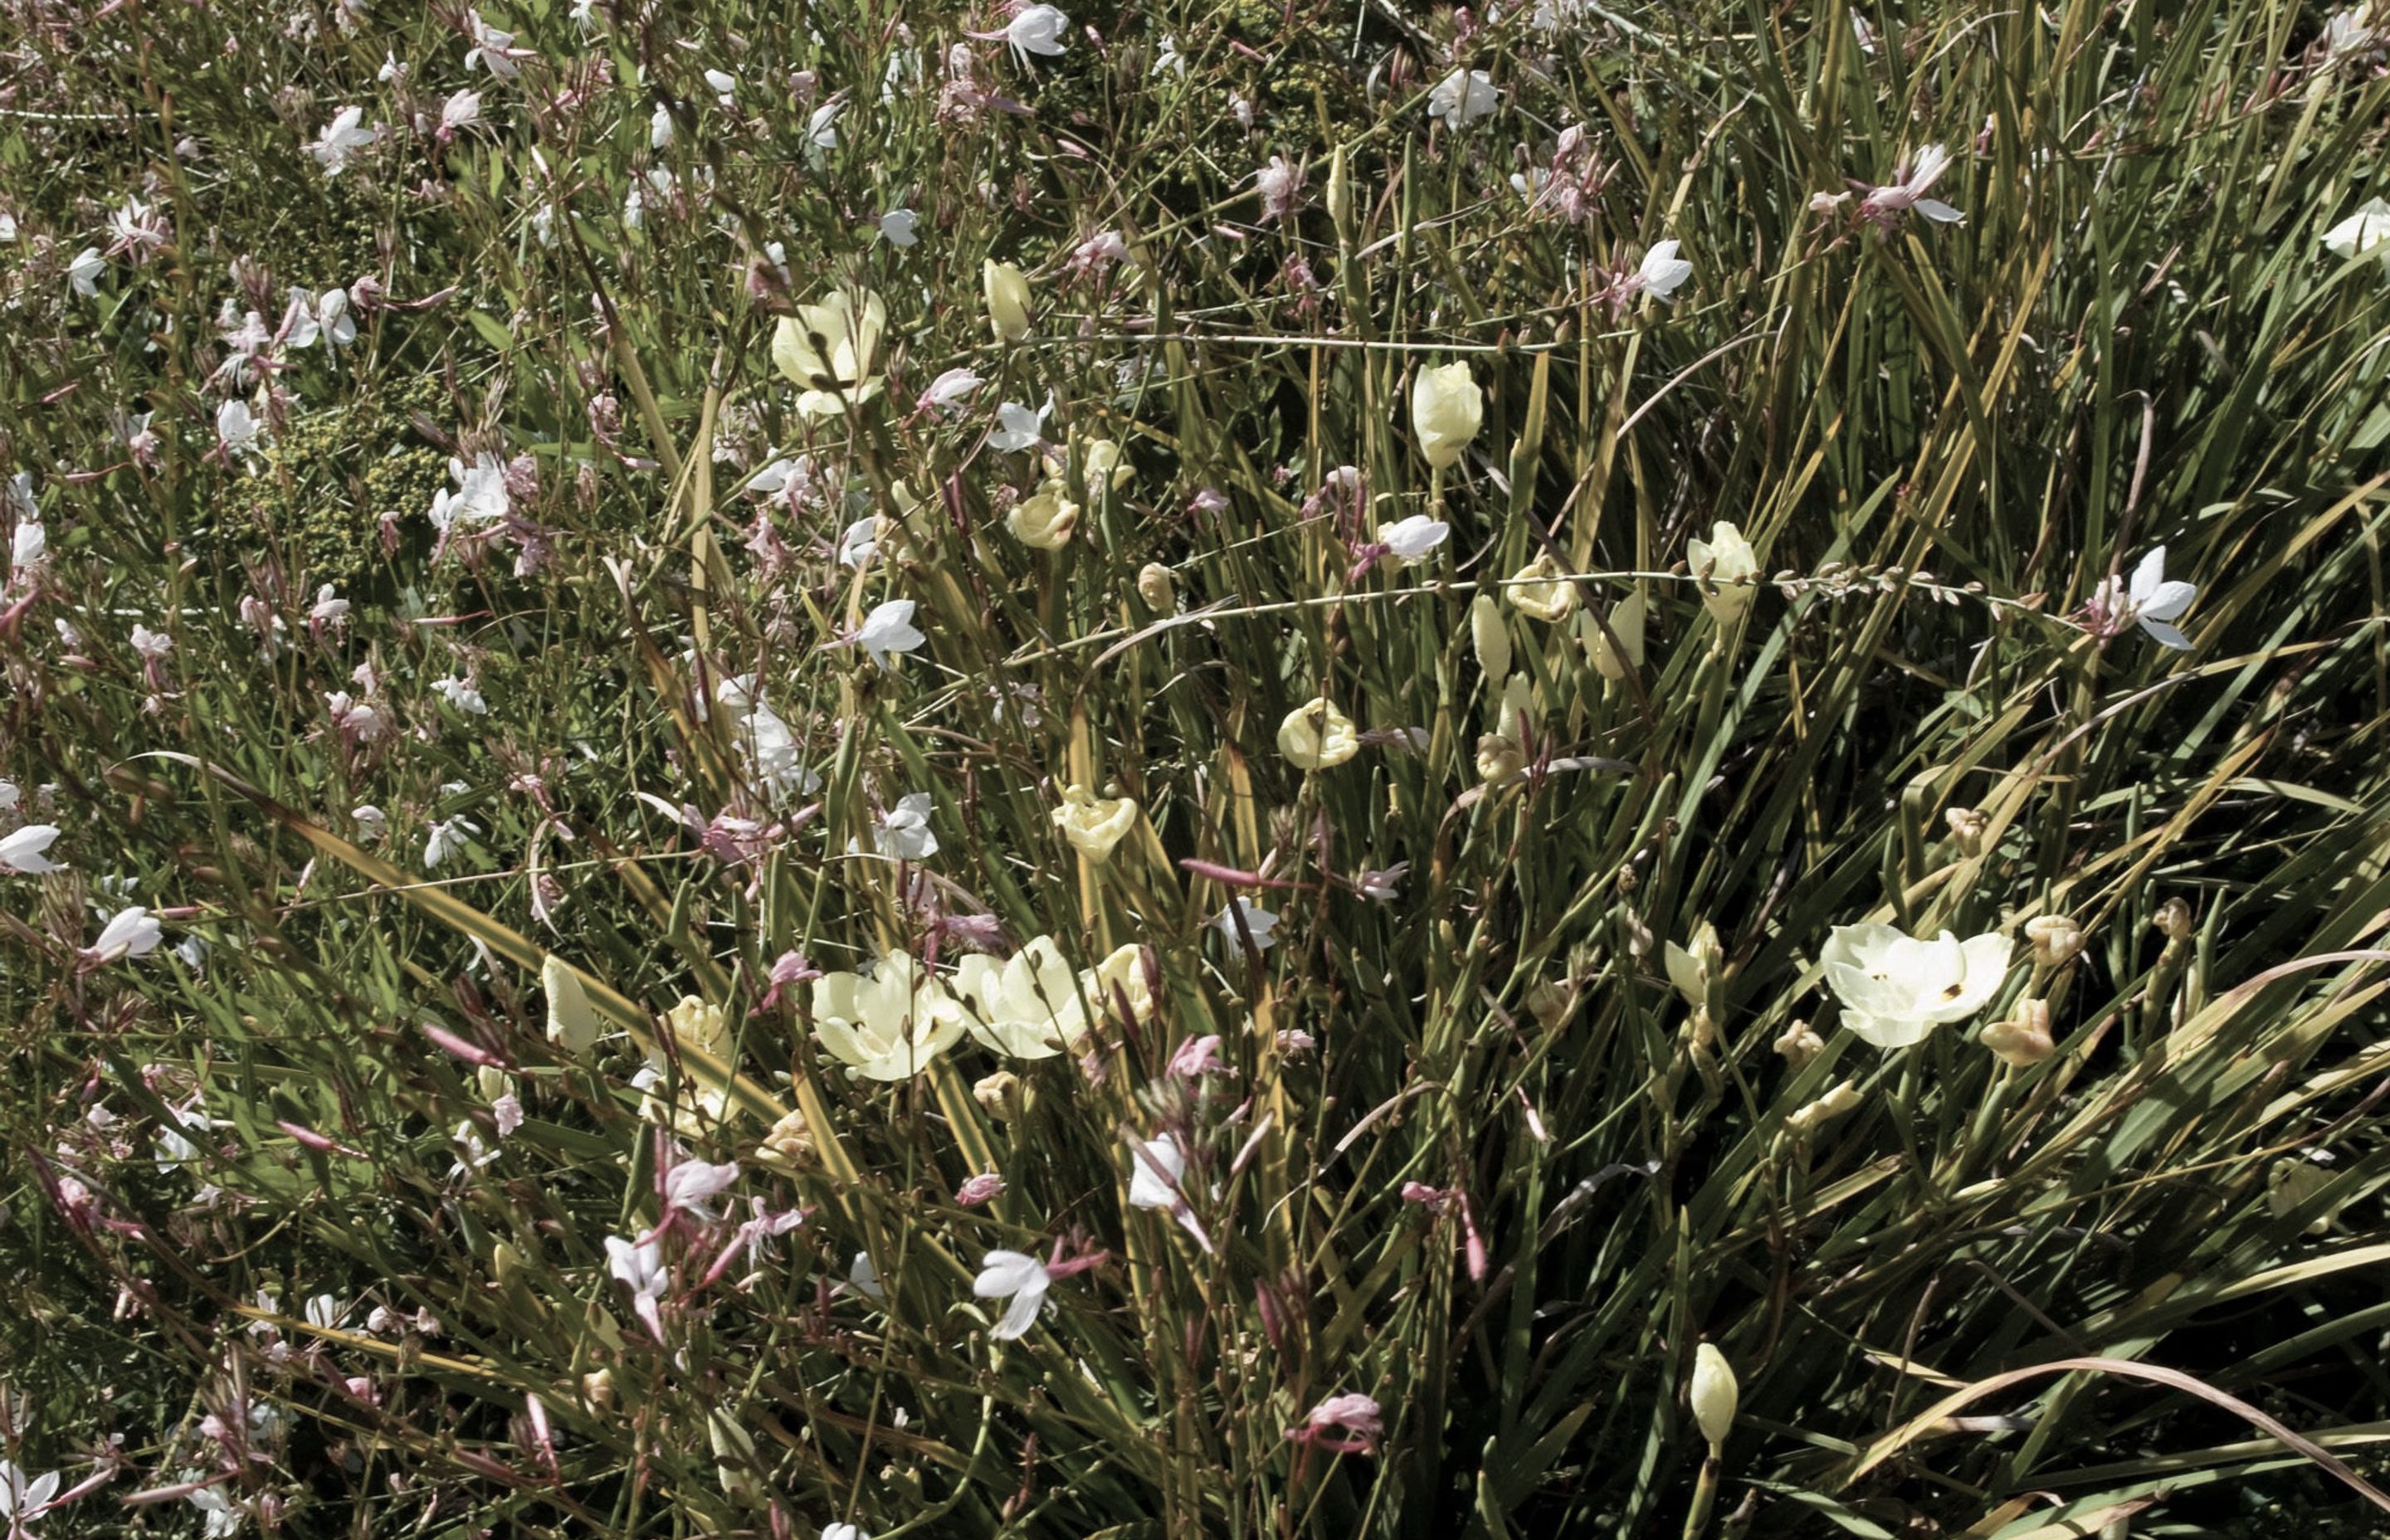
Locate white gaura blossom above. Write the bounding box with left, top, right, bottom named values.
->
left=1378, top=513, right=1449, bottom=564
left=770, top=289, right=885, bottom=419
left=1636, top=240, right=1693, bottom=303
left=604, top=1234, right=669, bottom=1339
left=423, top=814, right=482, bottom=870
left=880, top=207, right=920, bottom=247
left=2323, top=197, right=2390, bottom=271
left=1861, top=144, right=1963, bottom=226
left=953, top=935, right=1092, bottom=1059
left=1820, top=922, right=2011, bottom=1048
left=988, top=400, right=1046, bottom=451
left=86, top=905, right=163, bottom=962
left=428, top=454, right=509, bottom=530
left=703, top=67, right=737, bottom=105
left=873, top=792, right=939, bottom=860
left=0, top=1460, right=62, bottom=1528
left=0, top=824, right=63, bottom=874
left=463, top=9, right=525, bottom=77
left=650, top=102, right=675, bottom=149
left=66, top=246, right=105, bottom=297
left=809, top=952, right=967, bottom=1080
left=973, top=1249, right=1051, bottom=1339
left=1124, top=1132, right=1187, bottom=1211
left=285, top=286, right=356, bottom=349
left=431, top=676, right=487, bottom=714
left=1212, top=897, right=1279, bottom=951
left=1427, top=69, right=1499, bottom=127
left=216, top=399, right=262, bottom=460
left=2094, top=546, right=2198, bottom=651
left=309, top=106, right=378, bottom=175
left=853, top=599, right=925, bottom=668
left=997, top=4, right=1069, bottom=66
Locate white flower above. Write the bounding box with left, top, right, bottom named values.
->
left=1001, top=4, right=1070, bottom=66
left=66, top=246, right=104, bottom=297
left=973, top=1249, right=1051, bottom=1339
left=853, top=599, right=925, bottom=669
left=440, top=89, right=482, bottom=134
left=187, top=1479, right=244, bottom=1538
left=1378, top=513, right=1449, bottom=563
left=604, top=1234, right=669, bottom=1338
left=1212, top=897, right=1279, bottom=951
left=2323, top=197, right=2390, bottom=270
left=809, top=952, right=968, bottom=1080
left=1152, top=32, right=1186, bottom=75
left=431, top=676, right=487, bottom=714
left=217, top=399, right=261, bottom=459
left=1819, top=923, right=2011, bottom=1048
left=285, top=286, right=357, bottom=350
left=989, top=399, right=1046, bottom=452
left=921, top=368, right=983, bottom=413
left=310, top=586, right=350, bottom=625
left=309, top=106, right=378, bottom=175
left=423, top=815, right=483, bottom=870
left=874, top=792, right=939, bottom=860
left=428, top=455, right=510, bottom=530
left=1125, top=1133, right=1186, bottom=1211
left=822, top=1526, right=869, bottom=1540
left=1636, top=240, right=1693, bottom=302
left=805, top=100, right=843, bottom=152
left=12, top=519, right=46, bottom=570
left=0, top=824, right=63, bottom=874
left=703, top=67, right=737, bottom=105
left=650, top=103, right=675, bottom=149
left=663, top=1157, right=740, bottom=1219
left=351, top=805, right=386, bottom=841
left=86, top=905, right=163, bottom=962
left=1427, top=69, right=1499, bottom=128
left=463, top=9, right=523, bottom=77
left=837, top=515, right=881, bottom=568
left=1690, top=1343, right=1739, bottom=1445
left=1861, top=144, right=1963, bottom=225
left=2107, top=546, right=2198, bottom=651
left=846, top=1250, right=886, bottom=1299
left=0, top=1460, right=61, bottom=1528
left=879, top=207, right=920, bottom=247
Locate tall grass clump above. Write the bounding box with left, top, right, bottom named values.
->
left=7, top=0, right=2390, bottom=1533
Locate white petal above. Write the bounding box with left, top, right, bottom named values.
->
left=2128, top=546, right=2169, bottom=604
left=2138, top=579, right=2197, bottom=623
left=1841, top=1011, right=1936, bottom=1049
left=973, top=1250, right=1043, bottom=1298
left=2138, top=617, right=2193, bottom=651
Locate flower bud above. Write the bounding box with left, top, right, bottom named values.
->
left=1663, top=922, right=1722, bottom=1011
left=2024, top=914, right=2084, bottom=968
left=491, top=1240, right=525, bottom=1286
left=1278, top=697, right=1361, bottom=771
left=476, top=1065, right=513, bottom=1104
left=974, top=1070, right=1022, bottom=1119
left=1980, top=997, right=2054, bottom=1066
left=1410, top=362, right=1483, bottom=470
left=983, top=258, right=1033, bottom=342
left=1495, top=672, right=1535, bottom=748
left=1470, top=593, right=1511, bottom=681
left=582, top=1368, right=616, bottom=1412
left=1475, top=733, right=1525, bottom=785
left=1690, top=1343, right=1738, bottom=1445
left=1944, top=806, right=1988, bottom=857
left=543, top=955, right=600, bottom=1055
left=1773, top=1019, right=1824, bottom=1073
left=1326, top=145, right=1352, bottom=234
left=1583, top=588, right=1646, bottom=680
left=1786, top=1080, right=1861, bottom=1134
left=2153, top=897, right=2192, bottom=941
left=760, top=1106, right=817, bottom=1167
left=1136, top=563, right=1175, bottom=612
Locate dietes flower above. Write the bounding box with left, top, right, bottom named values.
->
left=771, top=288, right=885, bottom=419
left=953, top=935, right=1092, bottom=1059
left=1050, top=784, right=1139, bottom=860
left=1686, top=521, right=1758, bottom=626
left=1819, top=922, right=2011, bottom=1049
left=809, top=952, right=967, bottom=1080
left=1007, top=480, right=1079, bottom=549
left=2323, top=197, right=2390, bottom=272
left=1278, top=697, right=1360, bottom=771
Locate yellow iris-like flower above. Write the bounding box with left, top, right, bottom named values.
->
left=1051, top=784, right=1139, bottom=860
left=1279, top=697, right=1359, bottom=771
left=770, top=288, right=885, bottom=420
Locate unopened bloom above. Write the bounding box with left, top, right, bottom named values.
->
left=1980, top=997, right=2056, bottom=1066
left=983, top=259, right=1033, bottom=341
left=973, top=1249, right=1051, bottom=1338
left=86, top=905, right=163, bottom=962
left=1277, top=697, right=1360, bottom=771
left=1583, top=588, right=1646, bottom=680
left=1819, top=923, right=2010, bottom=1048
left=809, top=952, right=967, bottom=1080
left=1785, top=1079, right=1861, bottom=1133
left=1686, top=521, right=1758, bottom=626
left=1050, top=785, right=1139, bottom=860
left=1470, top=592, right=1512, bottom=680
left=1690, top=1343, right=1738, bottom=1445
left=1410, top=362, right=1483, bottom=470
left=771, top=289, right=885, bottom=418
left=1427, top=68, right=1498, bottom=127
left=2324, top=197, right=2390, bottom=271
left=0, top=824, right=63, bottom=874
left=1135, top=563, right=1176, bottom=612
left=544, top=955, right=602, bottom=1053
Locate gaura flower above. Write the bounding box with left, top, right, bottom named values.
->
left=2090, top=546, right=2197, bottom=651
left=1278, top=697, right=1360, bottom=771
left=873, top=792, right=939, bottom=860
left=983, top=259, right=1033, bottom=341
left=1819, top=923, right=2011, bottom=1049
left=1582, top=587, right=1646, bottom=680
left=1636, top=240, right=1693, bottom=303
left=1686, top=520, right=1758, bottom=626
left=1505, top=552, right=1578, bottom=622
left=1860, top=144, right=1963, bottom=226
left=1410, top=362, right=1484, bottom=470
left=1051, top=784, right=1139, bottom=860
left=810, top=952, right=967, bottom=1079
left=0, top=823, right=64, bottom=874
left=1378, top=513, right=1449, bottom=564
left=1427, top=68, right=1498, bottom=128
left=1007, top=480, right=1079, bottom=549
left=1212, top=898, right=1279, bottom=951
left=994, top=2, right=1069, bottom=66
left=954, top=935, right=1091, bottom=1059
left=852, top=599, right=925, bottom=668
left=973, top=1249, right=1051, bottom=1339
left=2322, top=197, right=2390, bottom=271
left=771, top=288, right=885, bottom=419
left=1124, top=1132, right=1187, bottom=1211
left=85, top=905, right=162, bottom=962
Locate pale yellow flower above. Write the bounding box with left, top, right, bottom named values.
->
left=954, top=936, right=1091, bottom=1060
left=1690, top=1344, right=1738, bottom=1445
left=1051, top=784, right=1139, bottom=860
left=770, top=288, right=885, bottom=419
left=1582, top=587, right=1646, bottom=680
left=983, top=258, right=1033, bottom=341
left=1686, top=520, right=1758, bottom=626
left=1078, top=435, right=1130, bottom=492
left=809, top=953, right=967, bottom=1081
left=1007, top=480, right=1080, bottom=549
left=543, top=954, right=600, bottom=1054
left=1506, top=552, right=1578, bottom=622
left=1278, top=697, right=1359, bottom=771
left=664, top=995, right=730, bottom=1061
left=1088, top=943, right=1157, bottom=1023
left=1410, top=361, right=1483, bottom=470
